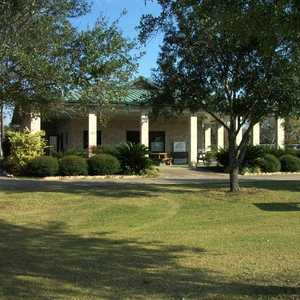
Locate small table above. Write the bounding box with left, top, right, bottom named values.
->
left=151, top=152, right=172, bottom=165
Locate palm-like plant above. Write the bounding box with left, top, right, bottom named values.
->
left=117, top=142, right=152, bottom=174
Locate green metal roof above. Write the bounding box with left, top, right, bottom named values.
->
left=65, top=78, right=153, bottom=106
left=123, top=88, right=151, bottom=104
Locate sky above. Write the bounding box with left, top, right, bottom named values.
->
left=4, top=1, right=162, bottom=125
left=71, top=0, right=163, bottom=78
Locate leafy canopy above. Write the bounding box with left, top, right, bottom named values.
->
left=139, top=0, right=300, bottom=191
left=0, top=0, right=137, bottom=116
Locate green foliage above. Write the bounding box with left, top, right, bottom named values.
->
left=1, top=0, right=137, bottom=121
left=51, top=148, right=86, bottom=159
left=92, top=145, right=119, bottom=158
left=59, top=155, right=88, bottom=176
left=261, top=146, right=300, bottom=159
left=64, top=148, right=86, bottom=157
left=71, top=16, right=138, bottom=118
left=215, top=145, right=297, bottom=174
left=26, top=156, right=59, bottom=177
left=88, top=154, right=120, bottom=175
left=216, top=146, right=264, bottom=169
left=260, top=146, right=286, bottom=158
left=280, top=154, right=300, bottom=172
left=203, top=150, right=217, bottom=167
left=5, top=130, right=47, bottom=175
left=256, top=154, right=281, bottom=173
left=216, top=149, right=229, bottom=168
left=2, top=136, right=11, bottom=158
left=117, top=143, right=152, bottom=175
left=139, top=0, right=300, bottom=191
left=243, top=146, right=266, bottom=167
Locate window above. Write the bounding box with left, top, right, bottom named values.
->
left=126, top=131, right=140, bottom=144
left=97, top=131, right=102, bottom=146
left=59, top=133, right=64, bottom=151
left=83, top=130, right=102, bottom=149
left=149, top=131, right=165, bottom=152
left=83, top=130, right=88, bottom=149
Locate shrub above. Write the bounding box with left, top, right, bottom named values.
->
left=260, top=146, right=300, bottom=158
left=88, top=154, right=120, bottom=175
left=263, top=148, right=287, bottom=158
left=256, top=154, right=281, bottom=173
left=26, top=156, right=59, bottom=177
left=203, top=150, right=217, bottom=166
left=217, top=146, right=266, bottom=168
left=280, top=154, right=300, bottom=172
left=216, top=148, right=229, bottom=168
left=92, top=145, right=119, bottom=157
left=52, top=148, right=86, bottom=160
left=5, top=130, right=47, bottom=175
left=59, top=155, right=88, bottom=176
left=117, top=143, right=152, bottom=174
left=2, top=136, right=11, bottom=158
left=243, top=146, right=266, bottom=167
left=64, top=148, right=86, bottom=157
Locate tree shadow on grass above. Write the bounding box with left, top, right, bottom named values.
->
left=254, top=202, right=300, bottom=212
left=1, top=177, right=300, bottom=199
left=0, top=220, right=299, bottom=299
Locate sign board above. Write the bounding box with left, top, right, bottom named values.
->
left=173, top=141, right=186, bottom=153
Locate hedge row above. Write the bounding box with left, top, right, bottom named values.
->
left=25, top=154, right=120, bottom=177
left=19, top=143, right=153, bottom=177
left=216, top=145, right=300, bottom=173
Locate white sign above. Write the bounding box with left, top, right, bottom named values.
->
left=173, top=141, right=186, bottom=152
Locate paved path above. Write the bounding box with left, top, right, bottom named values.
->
left=0, top=166, right=299, bottom=191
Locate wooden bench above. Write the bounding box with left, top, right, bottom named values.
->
left=150, top=152, right=172, bottom=165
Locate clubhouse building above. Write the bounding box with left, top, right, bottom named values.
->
left=22, top=81, right=285, bottom=166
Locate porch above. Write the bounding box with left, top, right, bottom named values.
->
left=26, top=109, right=285, bottom=166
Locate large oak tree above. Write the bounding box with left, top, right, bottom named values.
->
left=140, top=0, right=300, bottom=191
left=0, top=0, right=137, bottom=157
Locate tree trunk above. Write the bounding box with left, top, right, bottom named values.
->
left=0, top=103, right=3, bottom=159
left=229, top=165, right=240, bottom=192
left=228, top=124, right=240, bottom=192
left=227, top=120, right=253, bottom=192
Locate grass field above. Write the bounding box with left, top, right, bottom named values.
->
left=0, top=179, right=299, bottom=299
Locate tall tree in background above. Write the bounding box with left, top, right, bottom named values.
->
left=0, top=0, right=137, bottom=158
left=140, top=0, right=300, bottom=192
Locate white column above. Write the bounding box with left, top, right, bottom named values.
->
left=189, top=115, right=198, bottom=166
left=276, top=118, right=285, bottom=149
left=88, top=113, right=97, bottom=156
left=204, top=125, right=211, bottom=152
left=217, top=125, right=225, bottom=149
left=29, top=114, right=41, bottom=132
left=252, top=122, right=260, bottom=146
left=140, top=112, right=149, bottom=147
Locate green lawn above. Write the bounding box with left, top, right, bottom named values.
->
left=0, top=179, right=299, bottom=299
